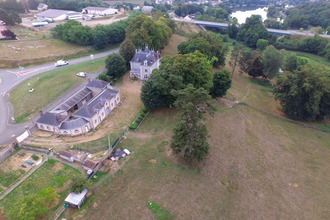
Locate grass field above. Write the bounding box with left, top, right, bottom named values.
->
left=10, top=57, right=106, bottom=123
left=67, top=102, right=329, bottom=219
left=0, top=39, right=91, bottom=68
left=0, top=159, right=81, bottom=219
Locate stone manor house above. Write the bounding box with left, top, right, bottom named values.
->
left=36, top=79, right=120, bottom=136
left=130, top=46, right=161, bottom=80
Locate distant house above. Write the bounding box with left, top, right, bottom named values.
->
left=35, top=79, right=121, bottom=136
left=82, top=7, right=118, bottom=16
left=142, top=6, right=153, bottom=13
left=130, top=46, right=161, bottom=80
left=65, top=188, right=88, bottom=208
left=34, top=9, right=75, bottom=21
left=37, top=3, right=48, bottom=11
left=59, top=150, right=74, bottom=162
left=82, top=159, right=99, bottom=171
left=0, top=21, right=7, bottom=39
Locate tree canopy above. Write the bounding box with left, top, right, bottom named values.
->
left=274, top=66, right=330, bottom=121
left=210, top=69, right=232, bottom=98
left=262, top=45, right=283, bottom=79
left=120, top=39, right=136, bottom=69
left=70, top=176, right=88, bottom=193
left=140, top=51, right=212, bottom=110
left=174, top=4, right=204, bottom=17
left=178, top=31, right=229, bottom=67
left=171, top=85, right=210, bottom=163
left=105, top=53, right=127, bottom=80
left=0, top=8, right=21, bottom=26
left=236, top=15, right=272, bottom=48
left=125, top=15, right=172, bottom=50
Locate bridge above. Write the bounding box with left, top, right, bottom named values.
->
left=173, top=18, right=330, bottom=38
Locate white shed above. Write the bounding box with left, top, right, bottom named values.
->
left=65, top=189, right=88, bottom=208
left=82, top=7, right=118, bottom=16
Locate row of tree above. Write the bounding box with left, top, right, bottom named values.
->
left=0, top=0, right=23, bottom=26
left=27, top=0, right=105, bottom=11
left=52, top=19, right=127, bottom=49
left=195, top=6, right=231, bottom=23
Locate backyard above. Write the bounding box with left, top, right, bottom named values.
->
left=0, top=159, right=81, bottom=219
left=10, top=57, right=106, bottom=123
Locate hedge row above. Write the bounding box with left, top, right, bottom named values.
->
left=129, top=108, right=148, bottom=130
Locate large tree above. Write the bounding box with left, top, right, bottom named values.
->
left=236, top=15, right=270, bottom=48
left=70, top=176, right=88, bottom=193
left=171, top=85, right=210, bottom=163
left=140, top=51, right=212, bottom=110
left=119, top=39, right=136, bottom=69
left=125, top=14, right=172, bottom=50
left=210, top=69, right=232, bottom=98
left=274, top=66, right=330, bottom=121
left=262, top=45, right=283, bottom=79
left=105, top=54, right=127, bottom=79
left=239, top=50, right=265, bottom=78
left=0, top=9, right=22, bottom=26
left=178, top=31, right=229, bottom=67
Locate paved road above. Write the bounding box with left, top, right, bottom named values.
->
left=174, top=18, right=330, bottom=38
left=0, top=48, right=119, bottom=145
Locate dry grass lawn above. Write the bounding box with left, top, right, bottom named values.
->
left=0, top=39, right=90, bottom=68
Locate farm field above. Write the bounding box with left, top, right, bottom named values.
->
left=0, top=39, right=90, bottom=68
left=10, top=57, right=106, bottom=123
left=0, top=159, right=81, bottom=219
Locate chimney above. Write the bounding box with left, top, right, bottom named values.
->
left=87, top=77, right=91, bottom=83
left=39, top=110, right=43, bottom=116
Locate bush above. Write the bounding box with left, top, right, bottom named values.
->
left=129, top=108, right=148, bottom=130
left=31, top=154, right=39, bottom=161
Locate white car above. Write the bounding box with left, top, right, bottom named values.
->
left=76, top=72, right=87, bottom=78
left=55, top=59, right=69, bottom=67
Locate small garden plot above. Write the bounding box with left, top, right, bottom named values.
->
left=0, top=152, right=42, bottom=188
left=0, top=159, right=81, bottom=220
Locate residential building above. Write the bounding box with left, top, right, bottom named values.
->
left=130, top=46, right=161, bottom=81
left=35, top=79, right=121, bottom=136
left=82, top=159, right=99, bottom=171
left=82, top=7, right=118, bottom=16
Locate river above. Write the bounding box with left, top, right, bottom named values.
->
left=231, top=7, right=268, bottom=24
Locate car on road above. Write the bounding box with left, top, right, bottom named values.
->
left=76, top=72, right=87, bottom=78
left=55, top=59, right=69, bottom=67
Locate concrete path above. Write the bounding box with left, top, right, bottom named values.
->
left=0, top=49, right=118, bottom=145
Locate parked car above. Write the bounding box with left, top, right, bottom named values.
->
left=55, top=59, right=69, bottom=67
left=76, top=72, right=87, bottom=78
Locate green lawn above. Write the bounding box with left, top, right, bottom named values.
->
left=10, top=57, right=106, bottom=123
left=0, top=159, right=81, bottom=219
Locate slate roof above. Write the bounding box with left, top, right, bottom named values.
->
left=142, top=6, right=153, bottom=11
left=36, top=112, right=67, bottom=126
left=83, top=160, right=99, bottom=169
left=74, top=106, right=95, bottom=119
left=131, top=46, right=160, bottom=66
left=35, top=9, right=74, bottom=18
left=60, top=150, right=73, bottom=158
left=60, top=118, right=89, bottom=130
left=54, top=87, right=92, bottom=112
left=87, top=79, right=109, bottom=89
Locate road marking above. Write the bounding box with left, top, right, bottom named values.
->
left=0, top=78, right=1, bottom=84
left=6, top=70, right=20, bottom=77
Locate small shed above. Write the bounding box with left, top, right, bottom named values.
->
left=59, top=150, right=74, bottom=162
left=65, top=189, right=88, bottom=208
left=37, top=3, right=48, bottom=11
left=82, top=159, right=99, bottom=171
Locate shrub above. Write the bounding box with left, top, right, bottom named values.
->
left=31, top=154, right=39, bottom=161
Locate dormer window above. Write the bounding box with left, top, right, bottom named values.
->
left=144, top=60, right=147, bottom=66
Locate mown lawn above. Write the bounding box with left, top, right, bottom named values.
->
left=0, top=159, right=81, bottom=219
left=10, top=57, right=106, bottom=123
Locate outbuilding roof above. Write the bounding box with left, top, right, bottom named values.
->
left=60, top=118, right=89, bottom=130
left=83, top=7, right=110, bottom=11
left=36, top=112, right=67, bottom=126
left=53, top=87, right=92, bottom=112
left=86, top=79, right=109, bottom=89
left=83, top=160, right=99, bottom=169
left=35, top=9, right=74, bottom=18
left=59, top=150, right=73, bottom=158
left=65, top=188, right=88, bottom=206
left=73, top=106, right=95, bottom=119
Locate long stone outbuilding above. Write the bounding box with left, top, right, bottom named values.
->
left=36, top=79, right=120, bottom=136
